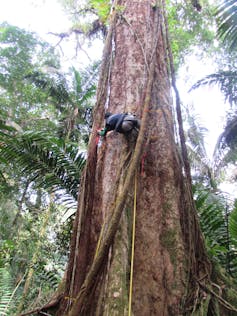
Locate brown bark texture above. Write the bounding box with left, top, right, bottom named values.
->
left=53, top=1, right=213, bottom=315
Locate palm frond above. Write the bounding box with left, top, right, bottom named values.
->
left=0, top=131, right=86, bottom=200
left=194, top=187, right=236, bottom=274
left=229, top=201, right=237, bottom=248
left=0, top=267, right=21, bottom=316
left=184, top=105, right=215, bottom=186
left=216, top=0, right=237, bottom=50
left=18, top=263, right=62, bottom=314
left=215, top=115, right=237, bottom=150
left=0, top=268, right=12, bottom=315
left=25, top=71, right=70, bottom=109
left=71, top=63, right=99, bottom=105
left=185, top=105, right=208, bottom=155
left=187, top=144, right=213, bottom=185
left=190, top=70, right=237, bottom=106
left=214, top=114, right=237, bottom=171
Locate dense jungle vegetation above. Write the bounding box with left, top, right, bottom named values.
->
left=1, top=0, right=237, bottom=314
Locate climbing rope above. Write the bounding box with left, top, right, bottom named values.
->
left=128, top=171, right=137, bottom=316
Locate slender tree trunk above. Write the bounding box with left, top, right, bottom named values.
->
left=17, top=196, right=53, bottom=314
left=50, top=1, right=236, bottom=315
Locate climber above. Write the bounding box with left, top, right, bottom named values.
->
left=98, top=112, right=140, bottom=137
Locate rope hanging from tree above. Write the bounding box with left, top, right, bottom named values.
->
left=128, top=170, right=137, bottom=316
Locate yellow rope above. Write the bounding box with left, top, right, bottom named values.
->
left=128, top=171, right=137, bottom=316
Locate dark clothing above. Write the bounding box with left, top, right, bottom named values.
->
left=101, top=112, right=140, bottom=136
left=105, top=113, right=127, bottom=133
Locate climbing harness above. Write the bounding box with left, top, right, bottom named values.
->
left=114, top=113, right=127, bottom=133
left=98, top=112, right=140, bottom=138
left=128, top=171, right=137, bottom=316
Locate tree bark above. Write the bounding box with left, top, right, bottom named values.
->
left=51, top=1, right=233, bottom=315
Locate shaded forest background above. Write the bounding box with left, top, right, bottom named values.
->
left=1, top=0, right=237, bottom=314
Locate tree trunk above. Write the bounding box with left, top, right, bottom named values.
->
left=50, top=1, right=236, bottom=315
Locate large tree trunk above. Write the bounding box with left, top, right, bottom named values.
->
left=49, top=1, right=234, bottom=315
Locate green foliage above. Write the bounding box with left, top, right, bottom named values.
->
left=71, top=65, right=98, bottom=105
left=186, top=107, right=208, bottom=161
left=25, top=70, right=70, bottom=108
left=194, top=186, right=237, bottom=276
left=190, top=70, right=237, bottom=106
left=2, top=0, right=237, bottom=311
left=190, top=0, right=237, bottom=131
left=0, top=267, right=19, bottom=316
left=167, top=0, right=216, bottom=69
left=0, top=204, right=67, bottom=314
left=229, top=200, right=237, bottom=248
left=184, top=106, right=216, bottom=188
left=0, top=131, right=86, bottom=200
left=23, top=63, right=98, bottom=143
left=0, top=22, right=97, bottom=311
left=20, top=264, right=63, bottom=313
left=0, top=22, right=59, bottom=92
left=90, top=0, right=111, bottom=22
left=212, top=111, right=237, bottom=175
left=216, top=0, right=237, bottom=51
left=0, top=23, right=61, bottom=135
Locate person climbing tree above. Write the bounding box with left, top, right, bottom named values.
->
left=98, top=112, right=140, bottom=136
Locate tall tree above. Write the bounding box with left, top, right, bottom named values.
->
left=38, top=1, right=237, bottom=315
